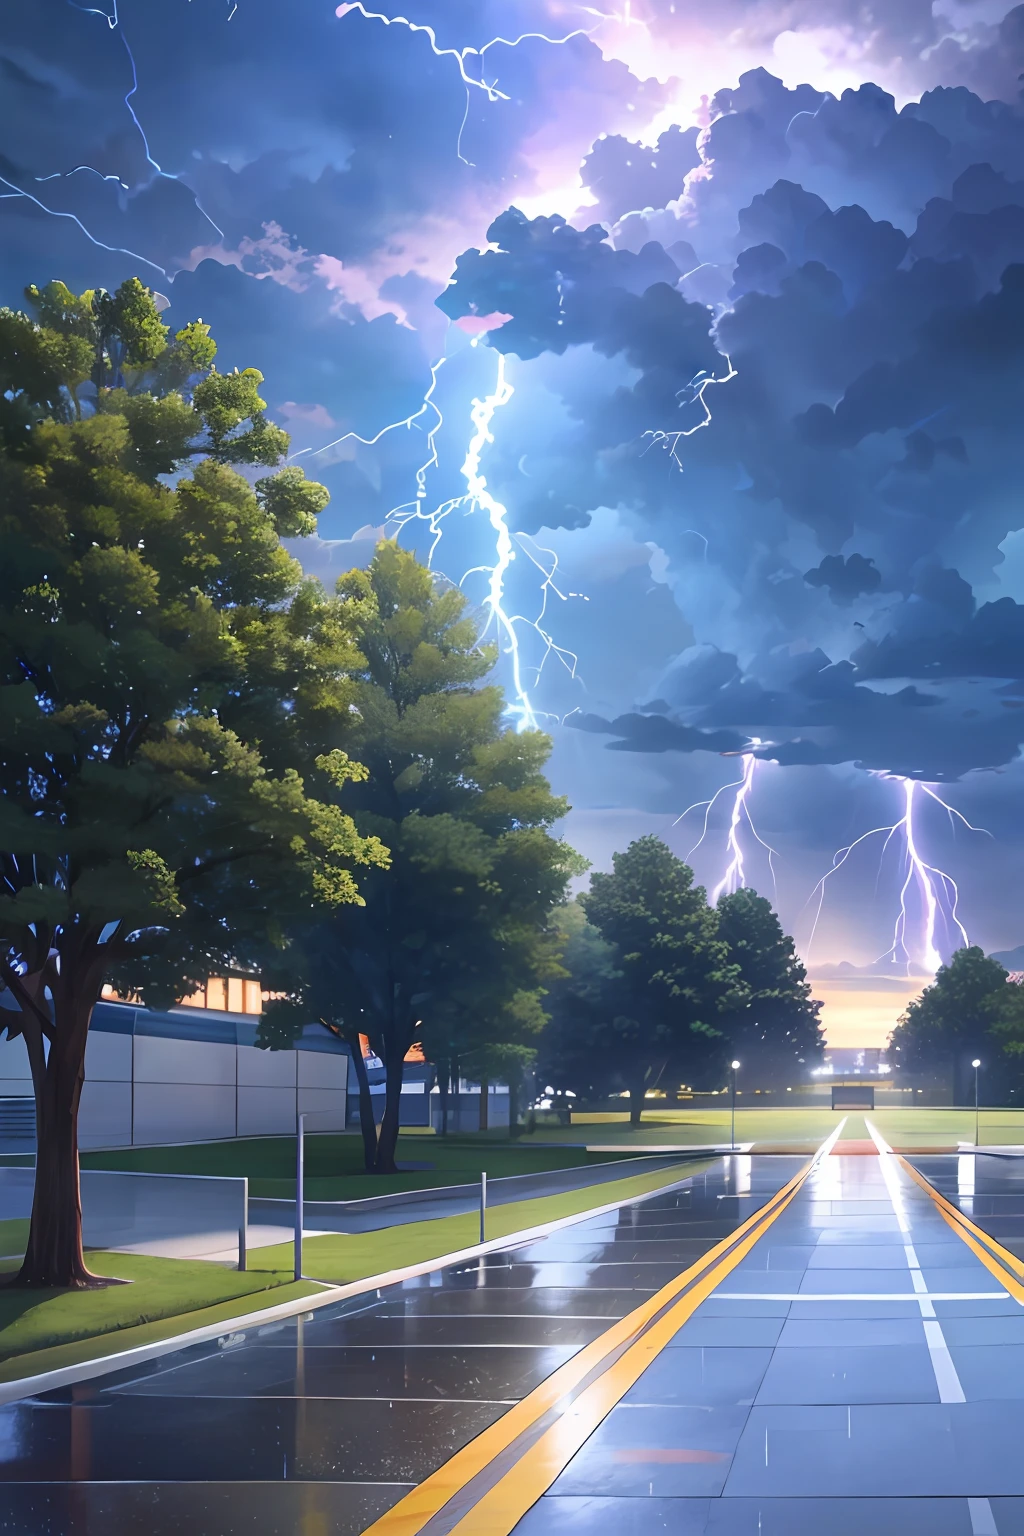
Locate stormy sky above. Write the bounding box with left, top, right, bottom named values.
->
left=6, top=0, right=1024, bottom=1042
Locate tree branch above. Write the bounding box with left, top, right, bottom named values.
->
left=0, top=960, right=55, bottom=1042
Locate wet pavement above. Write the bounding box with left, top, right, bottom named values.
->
left=0, top=1156, right=798, bottom=1534
left=907, top=1151, right=1024, bottom=1263
left=517, top=1129, right=1024, bottom=1536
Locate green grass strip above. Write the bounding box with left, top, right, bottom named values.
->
left=250, top=1158, right=713, bottom=1284
left=0, top=1251, right=316, bottom=1376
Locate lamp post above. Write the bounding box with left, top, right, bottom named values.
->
left=730, top=1060, right=741, bottom=1151
left=972, top=1058, right=981, bottom=1150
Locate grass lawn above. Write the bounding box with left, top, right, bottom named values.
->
left=78, top=1133, right=640, bottom=1201
left=249, top=1156, right=714, bottom=1285
left=0, top=1251, right=318, bottom=1382
left=536, top=1106, right=1024, bottom=1150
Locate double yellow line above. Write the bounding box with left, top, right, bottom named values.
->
left=899, top=1154, right=1024, bottom=1303
left=364, top=1155, right=817, bottom=1536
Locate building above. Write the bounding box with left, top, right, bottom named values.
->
left=0, top=992, right=348, bottom=1149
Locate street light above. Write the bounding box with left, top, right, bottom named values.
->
left=972, top=1058, right=982, bottom=1149
left=730, top=1060, right=741, bottom=1151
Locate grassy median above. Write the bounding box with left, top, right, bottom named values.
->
left=0, top=1156, right=708, bottom=1383
left=248, top=1156, right=713, bottom=1284
left=76, top=1133, right=638, bottom=1201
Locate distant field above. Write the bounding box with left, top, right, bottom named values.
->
left=537, top=1107, right=1024, bottom=1151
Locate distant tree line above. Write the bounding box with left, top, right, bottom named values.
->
left=540, top=838, right=824, bottom=1125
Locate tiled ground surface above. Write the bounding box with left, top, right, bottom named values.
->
left=0, top=1158, right=797, bottom=1534
left=520, top=1140, right=1023, bottom=1535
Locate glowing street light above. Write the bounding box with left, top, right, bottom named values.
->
left=972, top=1059, right=982, bottom=1149
left=730, top=1060, right=741, bottom=1152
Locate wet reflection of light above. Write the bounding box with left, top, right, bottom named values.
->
left=810, top=1152, right=843, bottom=1203
left=730, top=1155, right=752, bottom=1196
left=958, top=1153, right=975, bottom=1215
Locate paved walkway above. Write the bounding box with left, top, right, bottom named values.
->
left=5, top=1135, right=1024, bottom=1533
left=504, top=1123, right=1024, bottom=1535
left=0, top=1158, right=794, bottom=1532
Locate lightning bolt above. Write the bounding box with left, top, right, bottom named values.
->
left=292, top=355, right=448, bottom=522
left=641, top=355, right=738, bottom=469
left=0, top=0, right=224, bottom=279
left=675, top=740, right=779, bottom=902
left=806, top=776, right=992, bottom=974
left=297, top=341, right=581, bottom=729
left=455, top=353, right=580, bottom=730
left=336, top=4, right=592, bottom=163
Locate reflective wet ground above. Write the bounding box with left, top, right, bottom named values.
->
left=908, top=1152, right=1024, bottom=1262
left=0, top=1157, right=798, bottom=1534
left=517, top=1143, right=1024, bottom=1536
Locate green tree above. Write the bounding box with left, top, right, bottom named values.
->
left=259, top=542, right=580, bottom=1172
left=889, top=947, right=1010, bottom=1102
left=0, top=280, right=386, bottom=1288
left=539, top=898, right=625, bottom=1103
left=579, top=837, right=744, bottom=1126
left=714, top=888, right=824, bottom=1083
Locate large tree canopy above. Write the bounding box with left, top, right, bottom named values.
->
left=0, top=278, right=386, bottom=1286
left=579, top=836, right=744, bottom=1125
left=259, top=541, right=581, bottom=1171
left=714, top=888, right=824, bottom=1083
left=890, top=947, right=1018, bottom=1103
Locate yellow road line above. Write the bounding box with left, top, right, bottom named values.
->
left=898, top=1156, right=1024, bottom=1303
left=363, top=1157, right=815, bottom=1536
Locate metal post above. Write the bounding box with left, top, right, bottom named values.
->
left=730, top=1060, right=740, bottom=1151
left=238, top=1176, right=248, bottom=1272
left=973, top=1059, right=981, bottom=1148
left=480, top=1170, right=487, bottom=1245
left=294, top=1113, right=305, bottom=1282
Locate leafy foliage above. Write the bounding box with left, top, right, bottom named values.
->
left=889, top=946, right=1023, bottom=1101
left=259, top=542, right=582, bottom=1168
left=575, top=837, right=744, bottom=1122
left=0, top=276, right=385, bottom=1285
left=714, top=888, right=824, bottom=1082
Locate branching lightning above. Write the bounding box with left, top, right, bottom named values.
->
left=641, top=355, right=738, bottom=468
left=335, top=4, right=591, bottom=102
left=292, top=356, right=448, bottom=518
left=806, top=776, right=993, bottom=974
left=336, top=4, right=592, bottom=162
left=675, top=740, right=780, bottom=902
left=452, top=353, right=581, bottom=730
left=1, top=0, right=225, bottom=278
left=298, top=340, right=582, bottom=729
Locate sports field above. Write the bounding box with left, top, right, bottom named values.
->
left=547, top=1106, right=1024, bottom=1151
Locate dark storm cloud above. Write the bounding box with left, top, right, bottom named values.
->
left=804, top=555, right=882, bottom=604
left=9, top=0, right=1024, bottom=784
left=437, top=51, right=1024, bottom=779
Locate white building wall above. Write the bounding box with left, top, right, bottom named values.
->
left=0, top=1003, right=349, bottom=1149
left=74, top=1012, right=348, bottom=1149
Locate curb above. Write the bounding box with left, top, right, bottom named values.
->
left=0, top=1156, right=718, bottom=1407
left=250, top=1150, right=700, bottom=1216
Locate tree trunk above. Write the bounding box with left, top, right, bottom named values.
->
left=14, top=995, right=98, bottom=1289
left=374, top=1045, right=405, bottom=1174
left=347, top=1034, right=378, bottom=1173
left=628, top=1083, right=645, bottom=1128
left=508, top=1075, right=519, bottom=1140
left=478, top=1076, right=489, bottom=1132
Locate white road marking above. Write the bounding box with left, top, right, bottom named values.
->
left=865, top=1120, right=1001, bottom=1535
left=712, top=1291, right=1008, bottom=1302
